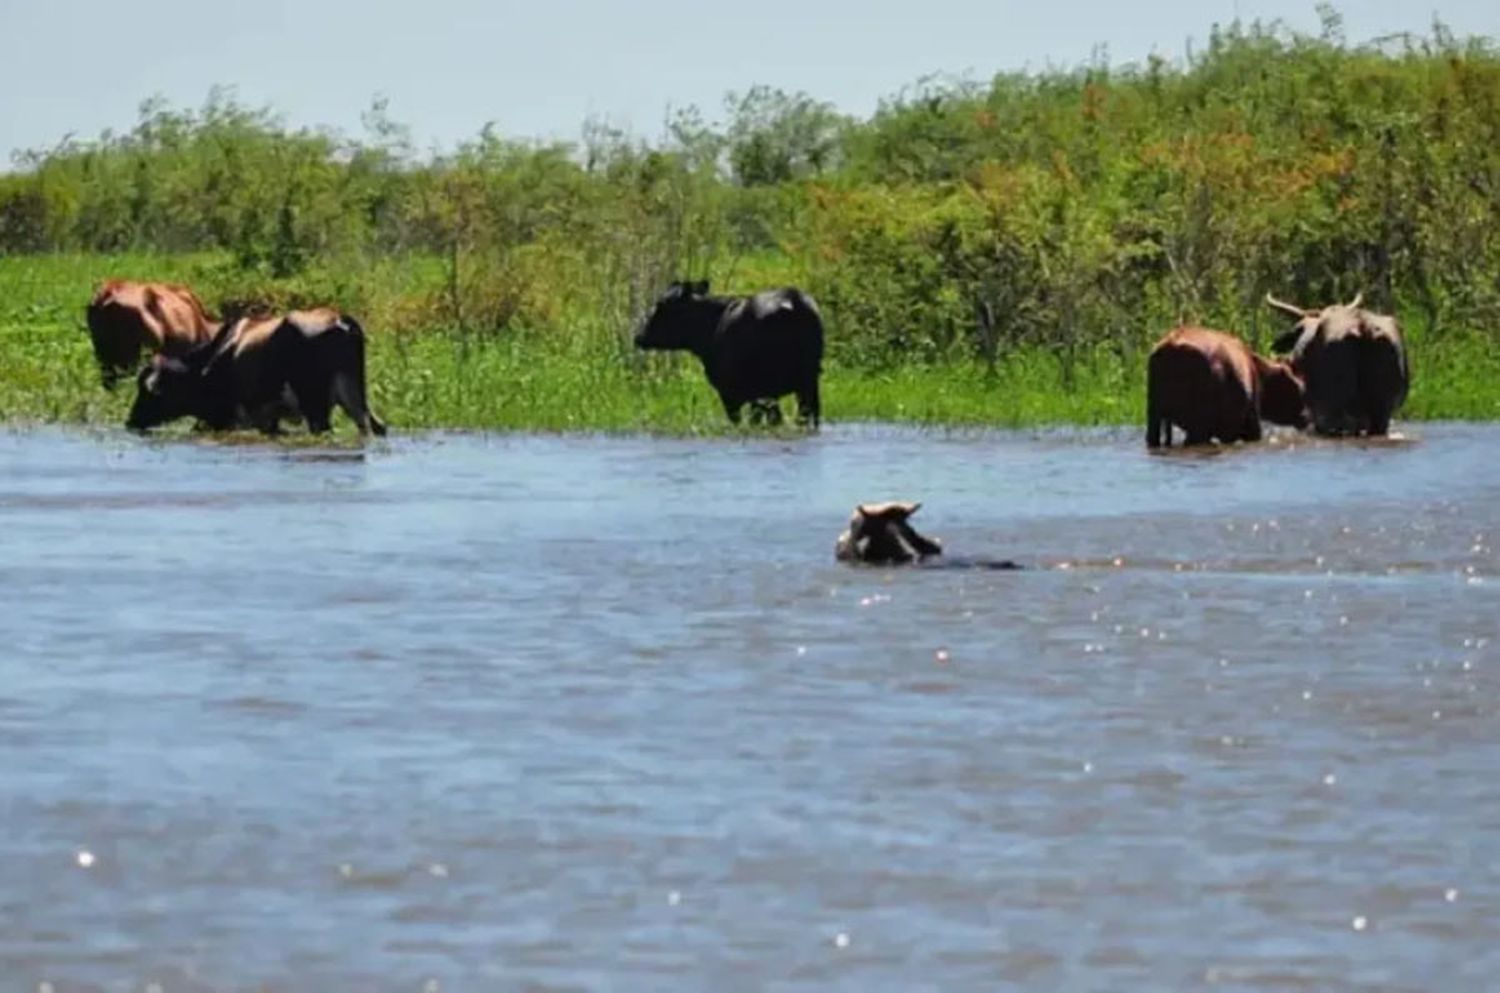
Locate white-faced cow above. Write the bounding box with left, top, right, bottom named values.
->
left=127, top=308, right=386, bottom=437
left=634, top=280, right=824, bottom=427
left=1264, top=293, right=1409, bottom=437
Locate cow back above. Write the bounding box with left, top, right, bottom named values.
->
left=712, top=288, right=824, bottom=396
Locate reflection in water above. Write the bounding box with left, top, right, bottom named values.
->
left=0, top=423, right=1497, bottom=991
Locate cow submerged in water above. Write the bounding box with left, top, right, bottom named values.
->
left=1264, top=293, right=1409, bottom=437
left=85, top=280, right=217, bottom=389
left=634, top=280, right=824, bottom=427
left=836, top=502, right=1022, bottom=569
left=1145, top=326, right=1305, bottom=448
left=127, top=308, right=386, bottom=437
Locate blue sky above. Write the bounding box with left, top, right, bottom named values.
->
left=3, top=0, right=1495, bottom=164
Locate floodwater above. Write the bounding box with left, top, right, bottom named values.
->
left=2, top=422, right=1497, bottom=992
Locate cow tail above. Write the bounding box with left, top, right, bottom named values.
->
left=335, top=315, right=387, bottom=437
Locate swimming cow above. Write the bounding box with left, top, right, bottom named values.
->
left=837, top=502, right=943, bottom=564
left=85, top=279, right=217, bottom=389
left=835, top=502, right=1023, bottom=569
left=127, top=308, right=386, bottom=437
left=634, top=280, right=824, bottom=427
left=1146, top=327, right=1305, bottom=448
left=1264, top=293, right=1409, bottom=437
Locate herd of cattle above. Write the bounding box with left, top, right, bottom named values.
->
left=84, top=278, right=1408, bottom=448
left=86, top=280, right=385, bottom=436
left=1146, top=293, right=1410, bottom=447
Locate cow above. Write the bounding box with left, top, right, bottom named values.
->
left=1146, top=326, right=1306, bottom=448
left=126, top=308, right=387, bottom=437
left=1264, top=293, right=1409, bottom=437
left=85, top=279, right=217, bottom=389
left=835, top=502, right=1022, bottom=569
left=634, top=280, right=824, bottom=427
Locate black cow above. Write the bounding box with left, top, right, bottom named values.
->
left=835, top=502, right=1022, bottom=570
left=634, top=280, right=824, bottom=427
left=127, top=308, right=387, bottom=437
left=1265, top=293, right=1409, bottom=437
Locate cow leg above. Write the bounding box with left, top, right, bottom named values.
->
left=749, top=400, right=783, bottom=426
left=250, top=406, right=285, bottom=436
left=1240, top=410, right=1263, bottom=443
left=796, top=382, right=821, bottom=428
left=1145, top=374, right=1164, bottom=448
left=290, top=374, right=333, bottom=434
left=302, top=392, right=334, bottom=434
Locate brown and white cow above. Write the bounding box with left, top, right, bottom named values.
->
left=127, top=308, right=386, bottom=437
left=1264, top=293, right=1409, bottom=437
left=85, top=280, right=217, bottom=388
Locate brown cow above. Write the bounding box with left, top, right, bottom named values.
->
left=127, top=308, right=386, bottom=437
left=85, top=280, right=217, bottom=389
left=1146, top=326, right=1306, bottom=448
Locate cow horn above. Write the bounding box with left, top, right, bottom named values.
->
left=1264, top=293, right=1309, bottom=319
left=1345, top=292, right=1364, bottom=310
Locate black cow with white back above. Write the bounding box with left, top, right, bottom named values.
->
left=634, top=280, right=824, bottom=427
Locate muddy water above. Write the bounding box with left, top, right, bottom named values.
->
left=1, top=424, right=1497, bottom=992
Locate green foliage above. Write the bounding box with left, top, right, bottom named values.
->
left=724, top=86, right=848, bottom=186
left=2, top=17, right=1500, bottom=432
left=1, top=253, right=1494, bottom=434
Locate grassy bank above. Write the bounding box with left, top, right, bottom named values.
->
left=1, top=252, right=1495, bottom=434
left=2, top=20, right=1498, bottom=431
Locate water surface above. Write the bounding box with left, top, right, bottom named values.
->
left=2, top=423, right=1497, bottom=991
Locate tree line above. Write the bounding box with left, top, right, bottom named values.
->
left=3, top=12, right=1498, bottom=369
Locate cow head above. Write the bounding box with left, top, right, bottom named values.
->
left=126, top=354, right=199, bottom=432
left=1265, top=292, right=1363, bottom=358
left=1256, top=358, right=1308, bottom=429
left=835, top=502, right=943, bottom=565
left=634, top=280, right=713, bottom=351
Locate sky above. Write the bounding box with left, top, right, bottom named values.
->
left=2, top=0, right=1496, bottom=165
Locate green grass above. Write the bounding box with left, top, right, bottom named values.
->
left=2, top=252, right=1496, bottom=435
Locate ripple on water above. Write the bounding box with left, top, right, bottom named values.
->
left=1, top=424, right=1498, bottom=989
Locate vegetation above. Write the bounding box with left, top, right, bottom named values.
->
left=2, top=12, right=1498, bottom=431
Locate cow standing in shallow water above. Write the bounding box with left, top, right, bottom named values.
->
left=1146, top=327, right=1306, bottom=448
left=85, top=280, right=217, bottom=389
left=634, top=281, right=824, bottom=427
left=127, top=308, right=386, bottom=437
left=1265, top=293, right=1409, bottom=437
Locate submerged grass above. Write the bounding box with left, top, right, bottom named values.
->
left=1, top=252, right=1496, bottom=436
